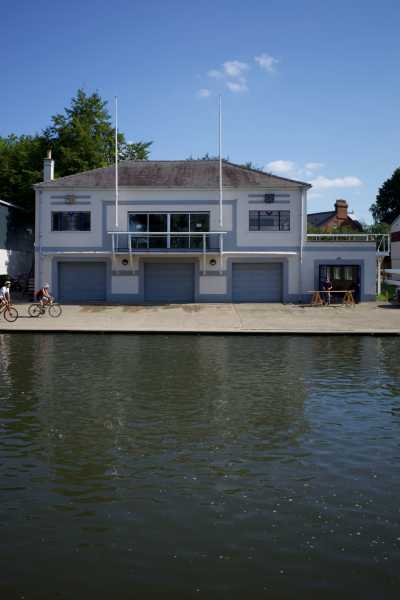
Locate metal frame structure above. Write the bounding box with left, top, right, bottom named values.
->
left=108, top=231, right=227, bottom=274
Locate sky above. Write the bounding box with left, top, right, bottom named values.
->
left=1, top=0, right=400, bottom=222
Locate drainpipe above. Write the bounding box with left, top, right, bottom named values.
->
left=377, top=256, right=382, bottom=296
left=35, top=189, right=42, bottom=289
left=299, top=188, right=305, bottom=301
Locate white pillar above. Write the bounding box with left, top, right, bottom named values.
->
left=377, top=256, right=383, bottom=295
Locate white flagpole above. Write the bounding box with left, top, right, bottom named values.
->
left=219, top=94, right=223, bottom=228
left=115, top=95, right=119, bottom=229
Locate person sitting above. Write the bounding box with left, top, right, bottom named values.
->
left=323, top=277, right=333, bottom=305
left=36, top=283, right=53, bottom=307
left=0, top=280, right=11, bottom=307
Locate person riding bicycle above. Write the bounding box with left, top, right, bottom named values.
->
left=36, top=283, right=53, bottom=307
left=0, top=281, right=11, bottom=307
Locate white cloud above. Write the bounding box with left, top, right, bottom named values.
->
left=255, top=53, right=279, bottom=73
left=208, top=69, right=223, bottom=79
left=197, top=88, right=211, bottom=98
left=305, top=162, right=324, bottom=172
left=310, top=175, right=363, bottom=190
left=223, top=60, right=249, bottom=78
left=266, top=160, right=296, bottom=174
left=226, top=80, right=248, bottom=93
left=207, top=59, right=249, bottom=93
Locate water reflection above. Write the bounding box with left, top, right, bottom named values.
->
left=0, top=334, right=400, bottom=599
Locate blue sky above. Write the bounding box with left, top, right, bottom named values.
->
left=1, top=0, right=399, bottom=222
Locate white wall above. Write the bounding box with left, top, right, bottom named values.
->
left=38, top=186, right=305, bottom=252
left=38, top=191, right=103, bottom=248
left=302, top=245, right=377, bottom=297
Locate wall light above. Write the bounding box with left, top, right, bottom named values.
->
left=209, top=258, right=217, bottom=266
left=121, top=258, right=129, bottom=266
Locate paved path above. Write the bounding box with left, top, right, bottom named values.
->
left=0, top=302, right=399, bottom=334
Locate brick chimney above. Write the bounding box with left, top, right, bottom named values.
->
left=43, top=150, right=54, bottom=182
left=335, top=199, right=348, bottom=220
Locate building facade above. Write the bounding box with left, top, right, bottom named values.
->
left=0, top=199, right=33, bottom=278
left=34, top=159, right=378, bottom=303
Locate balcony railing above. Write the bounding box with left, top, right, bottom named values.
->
left=108, top=231, right=228, bottom=272
left=306, top=233, right=390, bottom=256
left=109, top=231, right=227, bottom=252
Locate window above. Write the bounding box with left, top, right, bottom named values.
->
left=52, top=211, right=91, bottom=232
left=249, top=210, right=290, bottom=231
left=128, top=212, right=210, bottom=249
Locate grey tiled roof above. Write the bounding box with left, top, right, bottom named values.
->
left=35, top=160, right=311, bottom=189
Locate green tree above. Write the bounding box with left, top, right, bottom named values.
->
left=370, top=168, right=400, bottom=224
left=44, top=89, right=152, bottom=176
left=0, top=89, right=152, bottom=213
left=0, top=134, right=46, bottom=212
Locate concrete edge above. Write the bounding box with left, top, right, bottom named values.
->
left=1, top=328, right=400, bottom=336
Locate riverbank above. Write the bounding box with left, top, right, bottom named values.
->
left=0, top=302, right=399, bottom=334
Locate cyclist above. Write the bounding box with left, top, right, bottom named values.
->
left=36, top=283, right=53, bottom=308
left=0, top=280, right=11, bottom=307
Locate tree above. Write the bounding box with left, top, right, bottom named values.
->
left=370, top=168, right=400, bottom=224
left=0, top=134, right=46, bottom=212
left=0, top=89, right=152, bottom=213
left=44, top=89, right=152, bottom=176
left=120, top=140, right=153, bottom=161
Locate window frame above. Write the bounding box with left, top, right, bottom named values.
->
left=249, top=210, right=290, bottom=232
left=128, top=212, right=210, bottom=249
left=51, top=211, right=91, bottom=232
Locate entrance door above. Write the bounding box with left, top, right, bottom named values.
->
left=319, top=265, right=360, bottom=301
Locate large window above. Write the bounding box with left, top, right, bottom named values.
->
left=249, top=210, right=290, bottom=231
left=128, top=212, right=210, bottom=249
left=52, top=211, right=91, bottom=232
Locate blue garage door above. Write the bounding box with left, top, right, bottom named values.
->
left=144, top=262, right=195, bottom=303
left=58, top=262, right=106, bottom=303
left=232, top=263, right=283, bottom=302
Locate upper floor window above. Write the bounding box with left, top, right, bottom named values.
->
left=52, top=211, right=91, bottom=232
left=249, top=210, right=290, bottom=232
left=128, top=212, right=210, bottom=249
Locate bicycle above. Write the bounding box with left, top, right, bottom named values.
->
left=0, top=301, right=19, bottom=322
left=28, top=300, right=63, bottom=318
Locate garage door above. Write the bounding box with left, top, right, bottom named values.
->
left=144, top=262, right=195, bottom=303
left=232, top=263, right=283, bottom=302
left=58, top=262, right=106, bottom=303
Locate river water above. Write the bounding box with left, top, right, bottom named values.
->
left=0, top=334, right=399, bottom=599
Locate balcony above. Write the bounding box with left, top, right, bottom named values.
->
left=108, top=230, right=228, bottom=272
left=109, top=231, right=226, bottom=253
left=306, top=233, right=390, bottom=256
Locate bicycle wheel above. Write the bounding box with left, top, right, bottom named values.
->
left=4, top=306, right=18, bottom=322
left=49, top=303, right=62, bottom=318
left=28, top=304, right=42, bottom=318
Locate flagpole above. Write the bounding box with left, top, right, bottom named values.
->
left=219, top=94, right=223, bottom=228
left=115, top=96, right=119, bottom=229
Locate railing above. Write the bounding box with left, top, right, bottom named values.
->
left=306, top=233, right=390, bottom=255
left=108, top=231, right=228, bottom=273
left=108, top=231, right=227, bottom=252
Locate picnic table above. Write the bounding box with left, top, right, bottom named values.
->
left=309, top=290, right=355, bottom=306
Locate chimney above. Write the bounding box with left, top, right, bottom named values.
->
left=43, top=149, right=54, bottom=182
left=335, top=199, right=348, bottom=221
